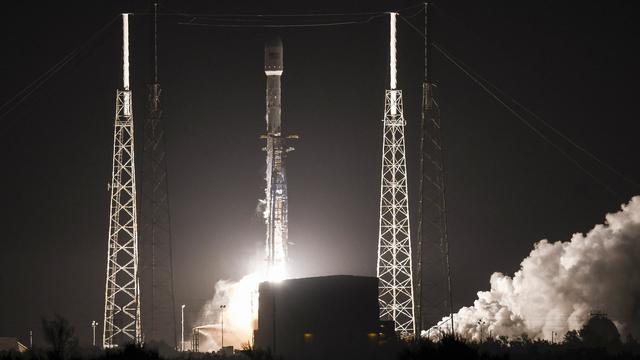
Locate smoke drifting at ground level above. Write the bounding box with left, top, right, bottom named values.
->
left=431, top=196, right=640, bottom=341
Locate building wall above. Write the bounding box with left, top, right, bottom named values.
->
left=254, top=275, right=383, bottom=360
left=0, top=338, right=28, bottom=353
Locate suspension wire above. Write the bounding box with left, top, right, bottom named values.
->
left=3, top=6, right=632, bottom=199
left=398, top=15, right=630, bottom=201
left=178, top=15, right=386, bottom=28
left=0, top=5, right=413, bottom=124
left=428, top=3, right=640, bottom=190
left=155, top=3, right=424, bottom=18
left=0, top=15, right=120, bottom=130
left=152, top=3, right=422, bottom=28
left=481, top=76, right=640, bottom=190
left=404, top=6, right=425, bottom=19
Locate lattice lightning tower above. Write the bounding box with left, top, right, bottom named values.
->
left=376, top=12, right=415, bottom=336
left=103, top=14, right=142, bottom=348
left=140, top=3, right=178, bottom=347
left=415, top=3, right=454, bottom=336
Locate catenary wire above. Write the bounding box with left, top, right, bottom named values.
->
left=426, top=4, right=640, bottom=190
left=154, top=3, right=424, bottom=18
left=177, top=14, right=386, bottom=28
left=399, top=15, right=630, bottom=200
left=0, top=15, right=120, bottom=131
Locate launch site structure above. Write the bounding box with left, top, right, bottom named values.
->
left=414, top=3, right=454, bottom=335
left=263, top=38, right=296, bottom=281
left=102, top=14, right=142, bottom=348
left=140, top=3, right=178, bottom=346
left=376, top=12, right=416, bottom=336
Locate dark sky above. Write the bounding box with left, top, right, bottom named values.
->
left=1, top=0, right=639, bottom=346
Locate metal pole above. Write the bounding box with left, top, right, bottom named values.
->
left=477, top=320, right=485, bottom=343
left=91, top=321, right=98, bottom=346
left=272, top=290, right=276, bottom=355
left=29, top=330, right=32, bottom=349
left=219, top=305, right=226, bottom=349
left=181, top=305, right=185, bottom=351
left=389, top=12, right=397, bottom=90
left=122, top=14, right=130, bottom=90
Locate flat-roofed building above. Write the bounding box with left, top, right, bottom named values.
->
left=254, top=275, right=395, bottom=360
left=0, top=338, right=28, bottom=353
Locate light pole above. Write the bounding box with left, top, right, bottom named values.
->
left=477, top=319, right=486, bottom=343
left=91, top=321, right=98, bottom=346
left=181, top=304, right=186, bottom=351
left=219, top=305, right=226, bottom=350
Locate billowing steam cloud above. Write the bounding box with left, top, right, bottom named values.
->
left=195, top=272, right=262, bottom=351
left=431, top=196, right=640, bottom=341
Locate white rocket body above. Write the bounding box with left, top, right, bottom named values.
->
left=264, top=37, right=288, bottom=281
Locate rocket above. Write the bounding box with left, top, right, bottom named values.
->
left=265, top=37, right=283, bottom=134
left=263, top=37, right=294, bottom=281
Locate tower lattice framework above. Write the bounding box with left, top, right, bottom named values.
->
left=140, top=4, right=178, bottom=347
left=103, top=14, right=142, bottom=348
left=376, top=12, right=415, bottom=337
left=415, top=3, right=454, bottom=336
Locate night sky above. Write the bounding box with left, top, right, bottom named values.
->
left=1, top=0, right=639, bottom=346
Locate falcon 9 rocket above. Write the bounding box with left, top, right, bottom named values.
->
left=263, top=37, right=294, bottom=281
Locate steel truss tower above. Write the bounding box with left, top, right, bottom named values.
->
left=262, top=37, right=295, bottom=282
left=140, top=4, right=178, bottom=347
left=103, top=14, right=142, bottom=348
left=415, top=3, right=454, bottom=336
left=376, top=12, right=415, bottom=337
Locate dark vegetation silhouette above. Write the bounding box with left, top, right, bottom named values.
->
left=41, top=314, right=78, bottom=360
left=400, top=330, right=639, bottom=360
left=2, top=315, right=640, bottom=360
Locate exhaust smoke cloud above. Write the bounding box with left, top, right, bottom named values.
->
left=431, top=196, right=640, bottom=341
left=195, top=272, right=263, bottom=351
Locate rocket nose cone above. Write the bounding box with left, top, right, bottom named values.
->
left=265, top=36, right=283, bottom=51
left=265, top=37, right=284, bottom=72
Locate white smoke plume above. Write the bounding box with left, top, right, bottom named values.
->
left=195, top=272, right=262, bottom=352
left=432, top=196, right=640, bottom=341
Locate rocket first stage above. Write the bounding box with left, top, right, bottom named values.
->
left=263, top=37, right=295, bottom=281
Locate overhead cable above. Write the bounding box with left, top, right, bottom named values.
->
left=0, top=15, right=120, bottom=131
left=399, top=15, right=634, bottom=200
